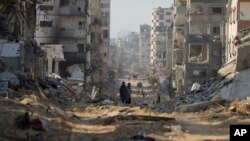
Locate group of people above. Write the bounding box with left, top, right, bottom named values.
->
left=119, top=82, right=132, bottom=104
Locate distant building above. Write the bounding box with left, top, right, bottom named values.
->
left=150, top=7, right=172, bottom=72
left=101, top=0, right=110, bottom=77
left=139, top=24, right=151, bottom=68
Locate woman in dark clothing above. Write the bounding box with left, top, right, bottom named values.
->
left=119, top=82, right=127, bottom=103
left=126, top=83, right=132, bottom=104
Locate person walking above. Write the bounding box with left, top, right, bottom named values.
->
left=126, top=83, right=132, bottom=104
left=156, top=92, right=161, bottom=104
left=119, top=82, right=127, bottom=103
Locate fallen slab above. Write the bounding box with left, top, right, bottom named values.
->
left=176, top=100, right=226, bottom=113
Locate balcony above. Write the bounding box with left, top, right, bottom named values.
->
left=173, top=42, right=184, bottom=50
left=174, top=14, right=186, bottom=26
left=189, top=24, right=209, bottom=34
left=174, top=0, right=187, bottom=7
left=174, top=6, right=186, bottom=14
left=174, top=31, right=185, bottom=40
left=188, top=14, right=224, bottom=23
left=186, top=34, right=210, bottom=43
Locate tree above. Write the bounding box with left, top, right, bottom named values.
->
left=147, top=75, right=158, bottom=86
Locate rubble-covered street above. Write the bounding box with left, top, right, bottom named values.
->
left=1, top=71, right=250, bottom=141
left=1, top=0, right=250, bottom=141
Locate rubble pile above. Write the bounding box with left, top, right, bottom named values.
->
left=154, top=74, right=235, bottom=113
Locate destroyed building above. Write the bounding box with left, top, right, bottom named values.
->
left=0, top=0, right=45, bottom=75
left=100, top=0, right=110, bottom=80
left=172, top=0, right=186, bottom=95
left=184, top=0, right=226, bottom=93
left=218, top=0, right=250, bottom=77
left=35, top=0, right=90, bottom=80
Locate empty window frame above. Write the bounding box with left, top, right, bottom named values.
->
left=189, top=44, right=209, bottom=63
left=40, top=21, right=53, bottom=27
left=212, top=27, right=220, bottom=35
left=212, top=7, right=222, bottom=14
left=60, top=0, right=69, bottom=6
left=192, top=70, right=206, bottom=77
left=78, top=22, right=85, bottom=30
left=39, top=5, right=53, bottom=11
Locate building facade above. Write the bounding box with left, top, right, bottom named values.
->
left=172, top=0, right=186, bottom=95
left=139, top=24, right=151, bottom=68
left=100, top=0, right=110, bottom=79
left=35, top=0, right=90, bottom=79
left=150, top=7, right=172, bottom=72
left=225, top=0, right=250, bottom=64
left=184, top=0, right=226, bottom=93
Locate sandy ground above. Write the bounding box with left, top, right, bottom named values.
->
left=0, top=77, right=250, bottom=141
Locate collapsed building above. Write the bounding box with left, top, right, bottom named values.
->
left=0, top=0, right=45, bottom=76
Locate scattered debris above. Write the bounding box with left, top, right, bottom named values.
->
left=130, top=130, right=155, bottom=141
left=14, top=112, right=49, bottom=132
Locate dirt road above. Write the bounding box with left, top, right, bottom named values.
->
left=0, top=77, right=250, bottom=141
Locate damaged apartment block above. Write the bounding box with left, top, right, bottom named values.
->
left=184, top=0, right=226, bottom=93
left=0, top=0, right=44, bottom=75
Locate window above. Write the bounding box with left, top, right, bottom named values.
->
left=193, top=70, right=206, bottom=77
left=159, top=14, right=164, bottom=20
left=166, top=12, right=171, bottom=15
left=103, top=30, right=109, bottom=38
left=39, top=5, right=53, bottom=11
left=78, top=22, right=84, bottom=30
left=213, top=27, right=220, bottom=34
left=40, top=21, right=53, bottom=27
left=77, top=44, right=85, bottom=52
left=163, top=52, right=166, bottom=59
left=101, top=12, right=110, bottom=17
left=212, top=7, right=222, bottom=14
left=189, top=44, right=209, bottom=63
left=166, top=20, right=171, bottom=23
left=78, top=7, right=81, bottom=12
left=60, top=0, right=69, bottom=6
left=101, top=3, right=110, bottom=8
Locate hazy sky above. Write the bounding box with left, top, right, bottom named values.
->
left=111, top=0, right=173, bottom=38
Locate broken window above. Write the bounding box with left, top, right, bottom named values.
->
left=78, top=22, right=85, bottom=30
left=39, top=5, right=53, bottom=11
left=60, top=0, right=69, bottom=6
left=193, top=70, right=206, bottom=77
left=40, top=21, right=53, bottom=27
left=189, top=44, right=208, bottom=63
left=192, top=5, right=203, bottom=14
left=103, top=30, right=109, bottom=38
left=212, top=7, right=222, bottom=14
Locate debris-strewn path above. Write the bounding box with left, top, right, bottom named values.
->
left=1, top=75, right=250, bottom=141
